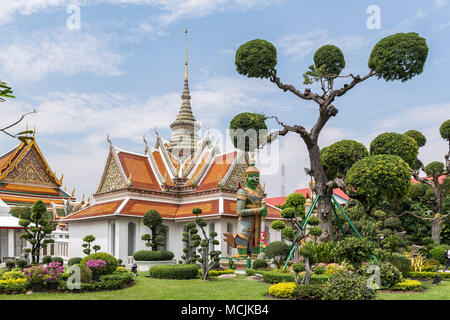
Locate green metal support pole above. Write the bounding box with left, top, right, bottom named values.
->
left=331, top=196, right=378, bottom=263
left=331, top=202, right=346, bottom=237
left=282, top=195, right=320, bottom=271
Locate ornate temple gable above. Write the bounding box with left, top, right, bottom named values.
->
left=1, top=142, right=61, bottom=187
left=154, top=136, right=179, bottom=179
left=182, top=133, right=214, bottom=181
left=221, top=150, right=247, bottom=191
left=97, top=150, right=127, bottom=194
left=195, top=151, right=239, bottom=192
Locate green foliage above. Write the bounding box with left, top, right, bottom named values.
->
left=207, top=269, right=235, bottom=277
left=268, top=282, right=296, bottom=298
left=5, top=261, right=16, bottom=270
left=229, top=112, right=267, bottom=152
left=80, top=252, right=118, bottom=275
left=323, top=270, right=377, bottom=300
left=142, top=209, right=167, bottom=251
left=292, top=262, right=305, bottom=273
left=42, top=256, right=52, bottom=264
left=409, top=183, right=431, bottom=201
left=252, top=259, right=267, bottom=270
left=429, top=244, right=450, bottom=265
left=345, top=155, right=411, bottom=207
left=19, top=200, right=56, bottom=264
left=133, top=250, right=174, bottom=261
left=0, top=278, right=28, bottom=294
left=68, top=257, right=83, bottom=266
left=313, top=44, right=345, bottom=77
left=271, top=220, right=286, bottom=231
left=315, top=241, right=336, bottom=264
left=281, top=227, right=296, bottom=241
left=293, top=283, right=326, bottom=300
left=383, top=217, right=403, bottom=232
left=388, top=253, right=411, bottom=277
left=15, top=259, right=27, bottom=270
left=283, top=192, right=306, bottom=214
left=259, top=270, right=329, bottom=284
left=264, top=241, right=290, bottom=260
left=332, top=237, right=375, bottom=269
left=307, top=216, right=320, bottom=226
left=192, top=207, right=203, bottom=215
left=381, top=234, right=405, bottom=253
left=313, top=265, right=326, bottom=275
left=439, top=119, right=450, bottom=141
left=371, top=262, right=402, bottom=288
left=391, top=279, right=423, bottom=291
left=404, top=130, right=426, bottom=147
left=235, top=39, right=277, bottom=79
left=9, top=206, right=32, bottom=220
left=321, top=140, right=368, bottom=180
left=309, top=226, right=322, bottom=238
left=424, top=161, right=445, bottom=177
left=280, top=207, right=296, bottom=220
left=370, top=132, right=418, bottom=167
left=52, top=257, right=64, bottom=265
left=369, top=32, right=428, bottom=82
left=408, top=271, right=450, bottom=279
left=149, top=264, right=199, bottom=280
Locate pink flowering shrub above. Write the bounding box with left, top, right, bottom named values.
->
left=85, top=259, right=107, bottom=273
left=23, top=265, right=48, bottom=284
left=45, top=262, right=65, bottom=282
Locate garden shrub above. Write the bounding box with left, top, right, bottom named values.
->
left=80, top=252, right=118, bottom=275
left=323, top=270, right=377, bottom=300
left=58, top=271, right=133, bottom=292
left=315, top=241, right=336, bottom=263
left=133, top=250, right=174, bottom=261
left=387, top=253, right=411, bottom=277
left=115, top=267, right=130, bottom=273
left=68, top=257, right=83, bottom=266
left=208, top=269, right=235, bottom=277
left=293, top=284, right=326, bottom=300
left=391, top=279, right=423, bottom=291
left=292, top=263, right=305, bottom=273
left=260, top=270, right=329, bottom=284
left=323, top=263, right=346, bottom=275
left=408, top=271, right=450, bottom=279
left=42, top=255, right=53, bottom=264
left=252, top=259, right=267, bottom=270
left=245, top=268, right=256, bottom=276
left=312, top=265, right=326, bottom=275
left=268, top=282, right=296, bottom=299
left=264, top=241, right=290, bottom=266
left=149, top=264, right=199, bottom=280
left=15, top=259, right=28, bottom=270
left=52, top=257, right=64, bottom=265
left=1, top=271, right=25, bottom=280
left=429, top=245, right=450, bottom=265
left=5, top=261, right=16, bottom=270
left=0, top=278, right=28, bottom=293
left=378, top=262, right=402, bottom=289
left=332, top=237, right=375, bottom=269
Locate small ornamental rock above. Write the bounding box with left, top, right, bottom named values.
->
left=218, top=274, right=236, bottom=279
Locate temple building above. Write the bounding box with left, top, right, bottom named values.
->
left=0, top=136, right=77, bottom=262
left=62, top=33, right=282, bottom=264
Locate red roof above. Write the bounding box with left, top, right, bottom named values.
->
left=411, top=175, right=446, bottom=184
left=265, top=187, right=349, bottom=207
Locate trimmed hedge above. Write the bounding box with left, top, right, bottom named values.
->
left=133, top=250, right=174, bottom=261
left=0, top=278, right=28, bottom=294
left=293, top=284, right=326, bottom=300
left=268, top=282, right=296, bottom=299
left=68, top=257, right=83, bottom=266
left=208, top=269, right=235, bottom=277
left=80, top=252, right=118, bottom=275
left=58, top=272, right=133, bottom=292
left=408, top=271, right=450, bottom=279
left=248, top=270, right=329, bottom=284
left=391, top=279, right=423, bottom=291
left=149, top=264, right=199, bottom=280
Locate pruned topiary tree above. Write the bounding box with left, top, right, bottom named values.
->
left=142, top=209, right=167, bottom=251
left=19, top=200, right=56, bottom=264
left=233, top=32, right=428, bottom=242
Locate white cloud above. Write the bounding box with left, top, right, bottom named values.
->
left=433, top=0, right=448, bottom=8
left=277, top=29, right=368, bottom=62
left=0, top=29, right=124, bottom=82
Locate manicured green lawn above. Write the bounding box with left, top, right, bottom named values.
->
left=0, top=274, right=273, bottom=300
left=378, top=280, right=450, bottom=300
left=1, top=274, right=448, bottom=300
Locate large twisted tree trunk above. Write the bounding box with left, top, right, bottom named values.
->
left=308, top=143, right=333, bottom=242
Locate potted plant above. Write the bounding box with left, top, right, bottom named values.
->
left=45, top=262, right=64, bottom=290
left=85, top=259, right=106, bottom=282
left=23, top=265, right=48, bottom=292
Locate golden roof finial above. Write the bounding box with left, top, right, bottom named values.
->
left=185, top=27, right=188, bottom=80
left=33, top=123, right=36, bottom=138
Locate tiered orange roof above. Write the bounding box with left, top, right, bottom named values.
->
left=152, top=151, right=175, bottom=186
left=196, top=151, right=237, bottom=191
left=117, top=151, right=161, bottom=191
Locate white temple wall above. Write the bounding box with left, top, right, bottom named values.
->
left=67, top=220, right=109, bottom=259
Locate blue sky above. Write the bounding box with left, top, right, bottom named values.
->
left=0, top=0, right=449, bottom=199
